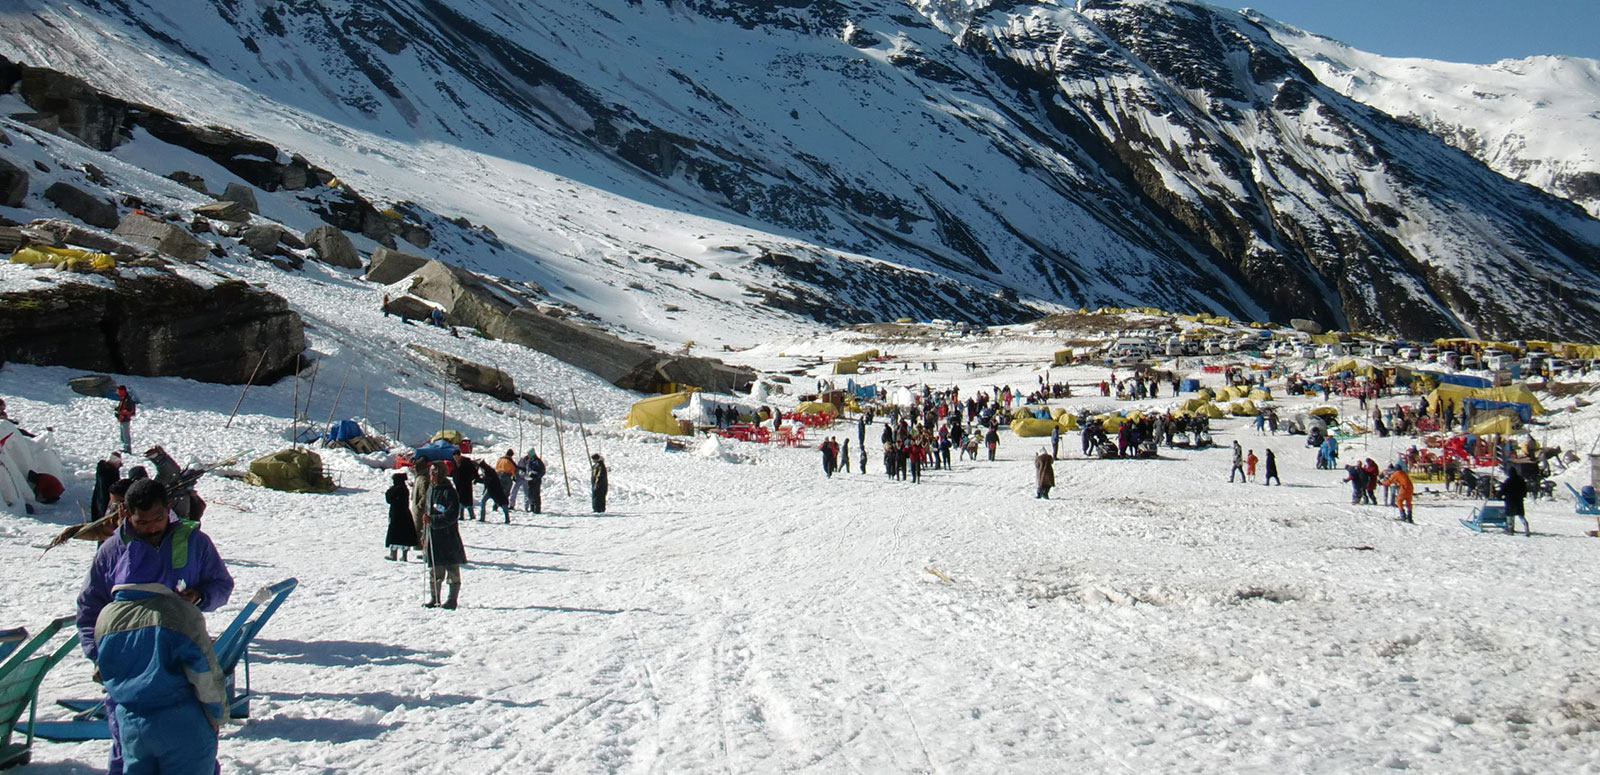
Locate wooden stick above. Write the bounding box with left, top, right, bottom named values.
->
left=397, top=399, right=403, bottom=446
left=570, top=387, right=593, bottom=460
left=552, top=408, right=572, bottom=496
left=225, top=350, right=271, bottom=429
left=439, top=380, right=448, bottom=432
left=291, top=353, right=301, bottom=448
left=325, top=362, right=353, bottom=427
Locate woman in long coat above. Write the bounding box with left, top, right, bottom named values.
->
left=1035, top=451, right=1055, bottom=499
left=590, top=453, right=609, bottom=513
left=385, top=472, right=420, bottom=561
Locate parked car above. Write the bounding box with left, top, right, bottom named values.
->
left=1397, top=347, right=1420, bottom=361
left=1460, top=354, right=1480, bottom=370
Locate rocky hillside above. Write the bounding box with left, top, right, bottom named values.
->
left=2, top=0, right=1599, bottom=342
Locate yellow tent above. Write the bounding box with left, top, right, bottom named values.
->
left=1196, top=387, right=1214, bottom=401
left=1308, top=405, right=1339, bottom=417
left=1052, top=349, right=1074, bottom=367
left=1095, top=413, right=1126, bottom=432
left=1197, top=403, right=1226, bottom=419
left=431, top=429, right=464, bottom=444
left=1180, top=397, right=1208, bottom=412
left=1230, top=400, right=1258, bottom=416
left=832, top=360, right=860, bottom=375
left=848, top=349, right=880, bottom=361
left=10, top=245, right=115, bottom=272
left=1427, top=383, right=1547, bottom=416
left=1010, top=417, right=1061, bottom=437
left=1057, top=413, right=1080, bottom=431
left=1469, top=414, right=1517, bottom=436
left=624, top=391, right=693, bottom=435
left=1248, top=388, right=1272, bottom=401
left=794, top=401, right=839, bottom=417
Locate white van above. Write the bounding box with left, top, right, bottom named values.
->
left=1485, top=353, right=1514, bottom=371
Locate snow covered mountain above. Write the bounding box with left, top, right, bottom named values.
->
left=1253, top=11, right=1600, bottom=221
left=3, top=0, right=1600, bottom=342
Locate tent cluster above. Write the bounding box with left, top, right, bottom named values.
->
left=831, top=350, right=881, bottom=375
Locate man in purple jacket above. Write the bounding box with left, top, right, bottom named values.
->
left=76, top=479, right=234, bottom=775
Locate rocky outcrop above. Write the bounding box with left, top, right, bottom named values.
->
left=0, top=226, right=21, bottom=253
left=28, top=219, right=138, bottom=254
left=364, top=246, right=429, bottom=283
left=404, top=260, right=755, bottom=393
left=406, top=344, right=517, bottom=402
left=305, top=225, right=360, bottom=268
left=193, top=200, right=250, bottom=223
left=14, top=66, right=131, bottom=149
left=113, top=212, right=209, bottom=263
left=0, top=271, right=304, bottom=384
left=219, top=182, right=259, bottom=214
left=43, top=182, right=118, bottom=228
left=0, top=156, right=26, bottom=207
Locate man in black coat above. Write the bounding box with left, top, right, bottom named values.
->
left=1501, top=468, right=1529, bottom=536
left=590, top=454, right=609, bottom=513
left=451, top=452, right=479, bottom=521
left=424, top=466, right=466, bottom=609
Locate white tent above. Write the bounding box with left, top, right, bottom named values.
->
left=0, top=420, right=65, bottom=514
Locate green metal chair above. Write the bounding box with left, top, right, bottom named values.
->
left=0, top=616, right=78, bottom=769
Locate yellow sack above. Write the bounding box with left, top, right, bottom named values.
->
left=11, top=246, right=114, bottom=272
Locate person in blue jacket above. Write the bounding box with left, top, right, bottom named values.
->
left=76, top=479, right=234, bottom=775
left=94, top=581, right=227, bottom=775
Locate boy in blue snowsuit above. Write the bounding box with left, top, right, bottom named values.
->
left=77, top=479, right=234, bottom=775
left=95, top=581, right=227, bottom=774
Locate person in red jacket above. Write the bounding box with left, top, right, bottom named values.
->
left=114, top=385, right=137, bottom=454
left=27, top=470, right=64, bottom=503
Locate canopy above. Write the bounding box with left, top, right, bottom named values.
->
left=1308, top=405, right=1339, bottom=417
left=624, top=391, right=693, bottom=435
left=1323, top=358, right=1377, bottom=377
left=245, top=449, right=336, bottom=493
left=1426, top=383, right=1546, bottom=416
left=1469, top=414, right=1517, bottom=436
left=794, top=401, right=839, bottom=416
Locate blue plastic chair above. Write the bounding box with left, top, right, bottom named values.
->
left=0, top=617, right=79, bottom=768
left=28, top=578, right=298, bottom=742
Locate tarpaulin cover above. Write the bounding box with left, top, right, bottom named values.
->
left=1009, top=418, right=1059, bottom=437
left=1180, top=379, right=1200, bottom=393
left=831, top=360, right=859, bottom=375
left=1309, top=405, right=1340, bottom=417
left=245, top=448, right=336, bottom=493
left=431, top=429, right=464, bottom=444
left=1464, top=398, right=1533, bottom=423
left=624, top=391, right=693, bottom=435
left=1469, top=414, right=1517, bottom=436
left=324, top=419, right=364, bottom=442
left=1230, top=400, right=1258, bottom=416
left=411, top=440, right=458, bottom=461
left=794, top=401, right=839, bottom=416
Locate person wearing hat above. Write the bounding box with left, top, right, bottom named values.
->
left=114, top=385, right=138, bottom=454
left=76, top=478, right=234, bottom=775
left=384, top=472, right=420, bottom=561
left=589, top=453, right=609, bottom=513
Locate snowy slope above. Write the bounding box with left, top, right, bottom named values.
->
left=6, top=250, right=1600, bottom=771
left=3, top=0, right=1600, bottom=343
left=1254, top=11, right=1600, bottom=219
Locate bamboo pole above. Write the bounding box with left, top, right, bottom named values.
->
left=439, top=380, right=448, bottom=432
left=302, top=360, right=321, bottom=422
left=552, top=408, right=572, bottom=496
left=325, top=363, right=353, bottom=427
left=397, top=399, right=403, bottom=445
left=570, top=387, right=593, bottom=459
left=224, top=349, right=271, bottom=429
left=291, top=353, right=301, bottom=448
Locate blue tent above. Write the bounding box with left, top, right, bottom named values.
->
left=1463, top=398, right=1532, bottom=423
left=411, top=440, right=458, bottom=462
left=1180, top=379, right=1200, bottom=393
left=1427, top=372, right=1491, bottom=388
left=323, top=419, right=364, bottom=442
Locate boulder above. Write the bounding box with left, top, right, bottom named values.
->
left=27, top=219, right=137, bottom=254
left=406, top=344, right=517, bottom=402
left=0, top=272, right=304, bottom=384
left=1290, top=318, right=1325, bottom=335
left=304, top=225, right=360, bottom=268
left=43, top=182, right=118, bottom=229
left=113, top=212, right=209, bottom=263
left=166, top=171, right=210, bottom=194
left=365, top=246, right=429, bottom=283
left=241, top=224, right=289, bottom=254
left=405, top=259, right=755, bottom=393
left=192, top=200, right=250, bottom=223
left=220, top=182, right=259, bottom=214
left=0, top=226, right=21, bottom=254
left=68, top=374, right=116, bottom=397
left=382, top=294, right=435, bottom=321
left=400, top=224, right=432, bottom=249
left=0, top=156, right=27, bottom=207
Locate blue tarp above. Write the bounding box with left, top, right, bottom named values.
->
left=324, top=419, right=363, bottom=442
left=1031, top=409, right=1051, bottom=419
left=1180, top=379, right=1200, bottom=393
left=852, top=385, right=876, bottom=399
left=411, top=439, right=458, bottom=461
left=1464, top=398, right=1532, bottom=423
left=1427, top=372, right=1492, bottom=388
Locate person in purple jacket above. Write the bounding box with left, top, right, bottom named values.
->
left=76, top=479, right=234, bottom=775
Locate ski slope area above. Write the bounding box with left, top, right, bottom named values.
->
left=4, top=322, right=1600, bottom=772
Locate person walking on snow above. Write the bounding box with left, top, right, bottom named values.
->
left=1229, top=440, right=1246, bottom=483
left=1501, top=467, right=1529, bottom=536
left=1050, top=425, right=1061, bottom=459
left=385, top=472, right=420, bottom=561
left=984, top=426, right=999, bottom=461
left=494, top=449, right=517, bottom=511
left=840, top=438, right=851, bottom=474
left=1263, top=449, right=1280, bottom=485
left=1382, top=467, right=1414, bottom=523
left=114, top=385, right=137, bottom=454
left=476, top=460, right=510, bottom=522
left=1246, top=450, right=1259, bottom=481
left=451, top=451, right=479, bottom=521
left=1035, top=450, right=1055, bottom=499
left=423, top=464, right=466, bottom=609
left=520, top=450, right=546, bottom=513
left=590, top=453, right=609, bottom=513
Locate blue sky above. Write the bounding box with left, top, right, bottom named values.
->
left=1229, top=1, right=1600, bottom=63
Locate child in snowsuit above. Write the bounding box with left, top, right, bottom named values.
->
left=1246, top=451, right=1259, bottom=481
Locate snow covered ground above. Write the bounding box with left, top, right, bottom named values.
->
left=5, top=289, right=1600, bottom=772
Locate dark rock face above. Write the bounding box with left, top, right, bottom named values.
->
left=0, top=272, right=304, bottom=384
left=406, top=344, right=517, bottom=402
left=405, top=260, right=755, bottom=393
left=220, top=182, right=260, bottom=214
left=193, top=200, right=250, bottom=223
left=28, top=218, right=135, bottom=254
left=113, top=212, right=209, bottom=263
left=0, top=156, right=27, bottom=207
left=43, top=182, right=118, bottom=229
left=304, top=225, right=360, bottom=268
left=15, top=67, right=131, bottom=150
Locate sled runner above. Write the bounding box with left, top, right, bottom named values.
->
left=29, top=578, right=298, bottom=742
left=0, top=617, right=78, bottom=768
